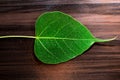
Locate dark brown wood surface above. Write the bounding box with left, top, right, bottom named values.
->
left=0, top=0, right=120, bottom=80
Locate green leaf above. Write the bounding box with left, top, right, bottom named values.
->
left=0, top=11, right=116, bottom=64
left=34, top=11, right=116, bottom=64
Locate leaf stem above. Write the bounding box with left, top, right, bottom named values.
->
left=0, top=35, right=37, bottom=39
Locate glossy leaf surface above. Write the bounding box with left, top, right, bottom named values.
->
left=34, top=11, right=114, bottom=64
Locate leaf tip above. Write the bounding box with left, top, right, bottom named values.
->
left=95, top=36, right=117, bottom=42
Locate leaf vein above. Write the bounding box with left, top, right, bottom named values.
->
left=38, top=17, right=61, bottom=36
left=54, top=22, right=71, bottom=37
left=38, top=40, right=61, bottom=61
left=55, top=40, right=70, bottom=58
left=62, top=40, right=76, bottom=54
left=38, top=37, right=96, bottom=41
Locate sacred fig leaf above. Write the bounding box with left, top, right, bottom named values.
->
left=34, top=11, right=116, bottom=64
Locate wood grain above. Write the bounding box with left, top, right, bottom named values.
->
left=0, top=0, right=120, bottom=80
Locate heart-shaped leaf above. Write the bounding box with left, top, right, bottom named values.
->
left=34, top=11, right=115, bottom=64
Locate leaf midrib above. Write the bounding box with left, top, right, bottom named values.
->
left=37, top=36, right=95, bottom=41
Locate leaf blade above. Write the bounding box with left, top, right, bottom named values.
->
left=34, top=11, right=112, bottom=64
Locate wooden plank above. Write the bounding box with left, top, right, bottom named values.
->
left=0, top=0, right=120, bottom=80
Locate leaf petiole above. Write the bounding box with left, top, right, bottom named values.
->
left=0, top=35, right=38, bottom=39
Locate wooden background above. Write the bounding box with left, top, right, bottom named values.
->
left=0, top=0, right=120, bottom=80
